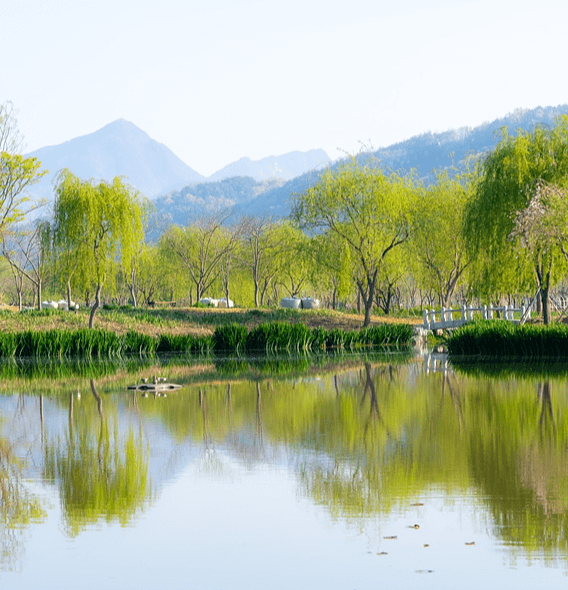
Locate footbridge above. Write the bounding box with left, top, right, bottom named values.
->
left=422, top=304, right=532, bottom=331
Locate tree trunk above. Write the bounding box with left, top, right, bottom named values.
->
left=89, top=283, right=102, bottom=328
left=358, top=270, right=377, bottom=327
left=541, top=283, right=550, bottom=325
left=536, top=267, right=551, bottom=325
left=36, top=279, right=42, bottom=311
left=129, top=283, right=137, bottom=308
left=254, top=280, right=260, bottom=307
left=67, top=280, right=73, bottom=311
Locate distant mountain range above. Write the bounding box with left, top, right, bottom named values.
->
left=25, top=120, right=330, bottom=205
left=208, top=150, right=330, bottom=183
left=23, top=104, right=568, bottom=225
left=27, top=119, right=204, bottom=202
left=225, top=104, right=568, bottom=220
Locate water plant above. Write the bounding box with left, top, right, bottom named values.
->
left=447, top=320, right=568, bottom=358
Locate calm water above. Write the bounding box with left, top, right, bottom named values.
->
left=1, top=353, right=568, bottom=589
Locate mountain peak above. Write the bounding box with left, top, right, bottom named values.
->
left=208, top=149, right=331, bottom=183
left=26, top=121, right=204, bottom=201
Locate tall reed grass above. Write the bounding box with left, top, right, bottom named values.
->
left=0, top=321, right=413, bottom=359
left=447, top=320, right=568, bottom=358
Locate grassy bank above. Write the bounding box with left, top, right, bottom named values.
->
left=2, top=306, right=420, bottom=336
left=447, top=320, right=568, bottom=358
left=0, top=321, right=414, bottom=359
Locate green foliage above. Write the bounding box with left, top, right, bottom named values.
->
left=409, top=171, right=473, bottom=306
left=447, top=320, right=568, bottom=358
left=212, top=323, right=249, bottom=353
left=156, top=333, right=213, bottom=355
left=359, top=323, right=415, bottom=347
left=292, top=155, right=414, bottom=325
left=0, top=151, right=47, bottom=230
left=465, top=117, right=568, bottom=305
left=122, top=330, right=158, bottom=355
left=51, top=170, right=147, bottom=327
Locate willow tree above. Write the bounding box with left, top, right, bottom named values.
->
left=292, top=157, right=411, bottom=326
left=409, top=171, right=474, bottom=307
left=465, top=117, right=568, bottom=323
left=51, top=170, right=146, bottom=327
left=0, top=102, right=47, bottom=240
left=160, top=213, right=241, bottom=304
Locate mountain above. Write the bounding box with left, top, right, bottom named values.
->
left=153, top=176, right=285, bottom=227
left=26, top=119, right=204, bottom=202
left=207, top=149, right=330, bottom=182
left=370, top=105, right=568, bottom=176
left=229, top=104, right=568, bottom=220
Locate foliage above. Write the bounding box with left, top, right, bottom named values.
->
left=292, top=156, right=413, bottom=326
left=0, top=151, right=47, bottom=242
left=465, top=117, right=568, bottom=321
left=409, top=171, right=474, bottom=306
left=51, top=170, right=147, bottom=327
left=211, top=323, right=249, bottom=353
left=447, top=320, right=568, bottom=358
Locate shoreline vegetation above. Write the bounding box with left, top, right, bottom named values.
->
left=447, top=320, right=568, bottom=359
left=0, top=307, right=415, bottom=359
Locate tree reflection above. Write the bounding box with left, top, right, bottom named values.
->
left=44, top=381, right=152, bottom=536
left=0, top=422, right=45, bottom=569
left=467, top=379, right=568, bottom=555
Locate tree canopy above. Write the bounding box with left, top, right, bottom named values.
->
left=465, top=116, right=568, bottom=322
left=51, top=170, right=146, bottom=327
left=292, top=158, right=413, bottom=326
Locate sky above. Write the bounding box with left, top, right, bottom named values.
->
left=2, top=0, right=568, bottom=177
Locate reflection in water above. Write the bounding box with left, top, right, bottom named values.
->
left=0, top=408, right=45, bottom=569
left=3, top=355, right=568, bottom=573
left=43, top=381, right=152, bottom=537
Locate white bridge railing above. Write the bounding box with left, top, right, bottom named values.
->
left=423, top=304, right=531, bottom=331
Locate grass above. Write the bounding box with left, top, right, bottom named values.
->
left=0, top=320, right=414, bottom=359
left=447, top=320, right=568, bottom=358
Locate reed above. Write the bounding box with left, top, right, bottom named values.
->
left=211, top=323, right=249, bottom=353
left=0, top=321, right=413, bottom=359
left=156, top=334, right=213, bottom=355
left=447, top=320, right=568, bottom=358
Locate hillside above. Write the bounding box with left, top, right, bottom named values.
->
left=229, top=104, right=568, bottom=219
left=207, top=149, right=330, bottom=182
left=26, top=119, right=205, bottom=202
left=153, top=176, right=285, bottom=226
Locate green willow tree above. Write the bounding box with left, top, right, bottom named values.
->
left=465, top=117, right=568, bottom=323
left=409, top=171, right=474, bottom=307
left=160, top=214, right=241, bottom=304
left=0, top=102, right=47, bottom=241
left=51, top=170, right=146, bottom=327
left=292, top=157, right=412, bottom=326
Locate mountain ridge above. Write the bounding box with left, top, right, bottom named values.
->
left=27, top=118, right=205, bottom=201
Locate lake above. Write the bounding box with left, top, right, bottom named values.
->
left=1, top=352, right=568, bottom=589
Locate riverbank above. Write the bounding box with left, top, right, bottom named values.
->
left=3, top=306, right=422, bottom=336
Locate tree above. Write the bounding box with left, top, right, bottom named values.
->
left=292, top=157, right=412, bottom=326
left=239, top=217, right=288, bottom=307
left=465, top=117, right=568, bottom=323
left=306, top=232, right=353, bottom=309
left=160, top=213, right=241, bottom=304
left=0, top=102, right=47, bottom=239
left=51, top=170, right=146, bottom=328
left=409, top=172, right=473, bottom=307
left=1, top=221, right=51, bottom=310
left=0, top=102, right=24, bottom=154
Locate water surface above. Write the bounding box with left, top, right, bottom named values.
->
left=1, top=354, right=568, bottom=589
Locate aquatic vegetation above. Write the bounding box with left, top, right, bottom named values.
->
left=0, top=321, right=412, bottom=359
left=447, top=320, right=568, bottom=358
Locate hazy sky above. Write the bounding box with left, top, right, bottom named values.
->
left=3, top=0, right=568, bottom=176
